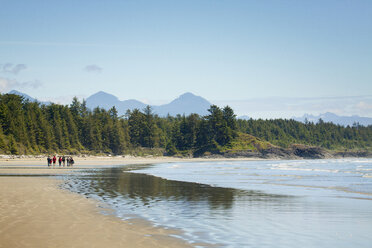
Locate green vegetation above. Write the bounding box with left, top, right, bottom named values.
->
left=219, top=133, right=271, bottom=153
left=237, top=118, right=372, bottom=150
left=0, top=93, right=371, bottom=156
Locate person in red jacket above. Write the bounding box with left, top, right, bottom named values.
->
left=58, top=156, right=62, bottom=167
left=52, top=155, right=56, bottom=166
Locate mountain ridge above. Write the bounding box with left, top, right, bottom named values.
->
left=7, top=90, right=372, bottom=125
left=86, top=91, right=212, bottom=116
left=8, top=90, right=51, bottom=105
left=293, top=112, right=372, bottom=126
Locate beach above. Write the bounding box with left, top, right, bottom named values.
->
left=3, top=156, right=371, bottom=247
left=0, top=155, right=261, bottom=167
left=0, top=156, right=230, bottom=248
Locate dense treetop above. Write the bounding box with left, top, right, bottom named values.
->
left=0, top=93, right=370, bottom=155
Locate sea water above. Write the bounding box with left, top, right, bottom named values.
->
left=63, top=159, right=372, bottom=247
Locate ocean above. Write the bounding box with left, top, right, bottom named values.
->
left=62, top=159, right=372, bottom=247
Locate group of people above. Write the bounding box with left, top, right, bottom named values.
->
left=47, top=155, right=74, bottom=167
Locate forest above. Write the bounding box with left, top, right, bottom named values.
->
left=0, top=93, right=371, bottom=156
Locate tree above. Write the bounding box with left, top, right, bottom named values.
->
left=8, top=135, right=18, bottom=155
left=195, top=119, right=213, bottom=154
left=128, top=109, right=145, bottom=147
left=165, top=142, right=177, bottom=156
left=109, top=106, right=118, bottom=119
left=70, top=97, right=81, bottom=117
left=142, top=105, right=156, bottom=148
left=0, top=92, right=371, bottom=155
left=205, top=105, right=234, bottom=146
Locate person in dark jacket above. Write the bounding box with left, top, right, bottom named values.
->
left=62, top=156, right=66, bottom=167
left=47, top=156, right=51, bottom=167
left=70, top=157, right=74, bottom=167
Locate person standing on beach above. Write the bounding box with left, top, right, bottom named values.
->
left=62, top=156, right=66, bottom=167
left=58, top=156, right=62, bottom=167
left=47, top=156, right=51, bottom=167
left=66, top=157, right=70, bottom=167
left=52, top=155, right=56, bottom=166
left=70, top=157, right=74, bottom=167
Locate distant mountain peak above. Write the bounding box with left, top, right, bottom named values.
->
left=7, top=90, right=51, bottom=105
left=8, top=90, right=34, bottom=99
left=89, top=91, right=118, bottom=100
left=294, top=112, right=372, bottom=126
left=179, top=92, right=197, bottom=98
left=8, top=90, right=36, bottom=102
left=154, top=92, right=211, bottom=116
left=9, top=89, right=23, bottom=95
left=86, top=91, right=120, bottom=110
left=95, top=90, right=111, bottom=95
left=85, top=91, right=212, bottom=116
left=321, top=112, right=338, bottom=118
left=171, top=92, right=206, bottom=103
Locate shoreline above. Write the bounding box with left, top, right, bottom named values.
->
left=0, top=156, right=263, bottom=247
left=0, top=175, right=192, bottom=248
left=1, top=157, right=371, bottom=247
left=1, top=155, right=369, bottom=175
left=1, top=150, right=370, bottom=168
left=0, top=157, right=211, bottom=247
left=0, top=158, right=203, bottom=248
left=0, top=155, right=263, bottom=168
left=1, top=156, right=261, bottom=248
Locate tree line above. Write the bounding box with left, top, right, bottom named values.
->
left=0, top=93, right=371, bottom=155
left=237, top=118, right=372, bottom=150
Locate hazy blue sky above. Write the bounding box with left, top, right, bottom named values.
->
left=1, top=0, right=371, bottom=117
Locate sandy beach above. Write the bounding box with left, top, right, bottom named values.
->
left=0, top=155, right=261, bottom=167
left=0, top=156, right=244, bottom=248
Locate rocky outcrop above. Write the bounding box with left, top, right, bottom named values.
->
left=218, top=144, right=333, bottom=160
left=333, top=151, right=372, bottom=158
left=222, top=151, right=263, bottom=158
left=290, top=144, right=332, bottom=159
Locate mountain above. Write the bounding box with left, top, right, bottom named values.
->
left=293, top=112, right=372, bottom=126
left=153, top=92, right=211, bottom=116
left=9, top=90, right=36, bottom=101
left=85, top=91, right=121, bottom=110
left=86, top=91, right=146, bottom=115
left=118, top=99, right=147, bottom=114
left=8, top=90, right=51, bottom=105
left=86, top=91, right=212, bottom=116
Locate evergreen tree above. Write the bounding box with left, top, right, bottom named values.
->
left=8, top=135, right=18, bottom=155
left=0, top=92, right=370, bottom=155
left=128, top=109, right=145, bottom=147
left=195, top=119, right=213, bottom=154
left=142, top=105, right=156, bottom=148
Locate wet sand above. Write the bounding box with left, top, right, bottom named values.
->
left=0, top=156, right=260, bottom=247
left=0, top=156, right=218, bottom=248
left=0, top=155, right=261, bottom=167
left=0, top=175, right=193, bottom=248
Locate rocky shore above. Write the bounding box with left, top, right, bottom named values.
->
left=214, top=145, right=371, bottom=160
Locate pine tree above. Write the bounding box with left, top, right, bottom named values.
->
left=8, top=135, right=18, bottom=155
left=142, top=105, right=156, bottom=148
left=128, top=109, right=145, bottom=147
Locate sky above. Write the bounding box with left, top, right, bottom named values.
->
left=0, top=0, right=371, bottom=118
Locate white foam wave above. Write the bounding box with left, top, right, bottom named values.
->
left=270, top=166, right=340, bottom=174
left=168, top=164, right=182, bottom=169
